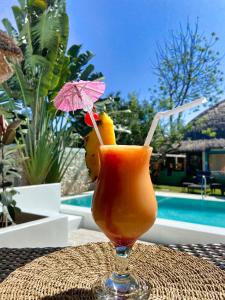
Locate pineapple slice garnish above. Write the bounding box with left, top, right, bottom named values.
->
left=84, top=112, right=116, bottom=181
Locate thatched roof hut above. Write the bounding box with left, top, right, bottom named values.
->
left=179, top=100, right=225, bottom=152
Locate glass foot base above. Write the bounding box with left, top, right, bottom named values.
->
left=93, top=273, right=150, bottom=299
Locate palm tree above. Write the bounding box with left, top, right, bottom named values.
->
left=0, top=0, right=103, bottom=184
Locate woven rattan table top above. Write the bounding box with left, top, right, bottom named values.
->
left=0, top=243, right=224, bottom=283
left=0, top=243, right=224, bottom=300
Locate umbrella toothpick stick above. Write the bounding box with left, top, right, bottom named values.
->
left=53, top=80, right=106, bottom=146
left=87, top=107, right=104, bottom=145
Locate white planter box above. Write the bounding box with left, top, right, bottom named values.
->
left=0, top=215, right=68, bottom=248
left=0, top=183, right=69, bottom=248
left=14, top=183, right=61, bottom=215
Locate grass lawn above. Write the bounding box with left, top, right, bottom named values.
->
left=155, top=185, right=183, bottom=193
left=154, top=184, right=224, bottom=197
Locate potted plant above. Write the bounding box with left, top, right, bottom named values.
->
left=0, top=115, right=69, bottom=247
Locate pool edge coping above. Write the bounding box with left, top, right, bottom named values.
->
left=60, top=190, right=225, bottom=237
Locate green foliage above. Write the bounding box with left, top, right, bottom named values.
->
left=1, top=0, right=104, bottom=184
left=0, top=117, right=22, bottom=226
left=49, top=44, right=103, bottom=100
left=18, top=102, right=76, bottom=185
left=86, top=92, right=156, bottom=146
left=69, top=92, right=157, bottom=148
left=19, top=116, right=57, bottom=184
left=149, top=20, right=224, bottom=154
left=109, top=93, right=155, bottom=145
left=45, top=118, right=79, bottom=184
left=152, top=20, right=223, bottom=111
left=201, top=128, right=217, bottom=138
left=0, top=189, right=21, bottom=221
left=2, top=0, right=69, bottom=105
left=189, top=116, right=217, bottom=139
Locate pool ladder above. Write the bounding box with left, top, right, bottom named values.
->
left=201, top=175, right=207, bottom=199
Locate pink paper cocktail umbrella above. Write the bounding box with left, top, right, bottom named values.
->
left=54, top=80, right=105, bottom=144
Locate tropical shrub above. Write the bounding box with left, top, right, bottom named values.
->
left=0, top=115, right=22, bottom=226
left=0, top=0, right=104, bottom=184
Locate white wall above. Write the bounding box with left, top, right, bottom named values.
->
left=14, top=183, right=61, bottom=215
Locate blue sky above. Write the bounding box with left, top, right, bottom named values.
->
left=1, top=0, right=225, bottom=103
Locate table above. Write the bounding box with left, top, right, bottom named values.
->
left=0, top=243, right=225, bottom=299
left=187, top=183, right=210, bottom=193
left=0, top=243, right=224, bottom=283
left=0, top=247, right=63, bottom=283
left=210, top=183, right=225, bottom=196
left=182, top=181, right=192, bottom=192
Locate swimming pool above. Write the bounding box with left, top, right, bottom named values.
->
left=62, top=194, right=225, bottom=228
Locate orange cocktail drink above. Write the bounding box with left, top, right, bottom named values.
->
left=92, top=145, right=157, bottom=247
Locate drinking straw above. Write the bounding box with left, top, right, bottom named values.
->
left=144, top=97, right=207, bottom=146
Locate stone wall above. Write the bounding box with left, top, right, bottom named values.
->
left=61, top=148, right=94, bottom=196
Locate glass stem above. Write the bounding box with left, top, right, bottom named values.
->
left=113, top=246, right=131, bottom=279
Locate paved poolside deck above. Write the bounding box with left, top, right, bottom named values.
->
left=69, top=228, right=108, bottom=246
left=69, top=228, right=151, bottom=246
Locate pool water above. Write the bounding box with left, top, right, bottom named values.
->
left=62, top=195, right=225, bottom=228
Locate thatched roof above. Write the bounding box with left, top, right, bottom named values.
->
left=0, top=31, right=22, bottom=58
left=178, top=100, right=225, bottom=152
left=0, top=31, right=23, bottom=83
left=178, top=139, right=225, bottom=152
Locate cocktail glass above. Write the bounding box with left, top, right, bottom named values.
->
left=92, top=145, right=157, bottom=299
